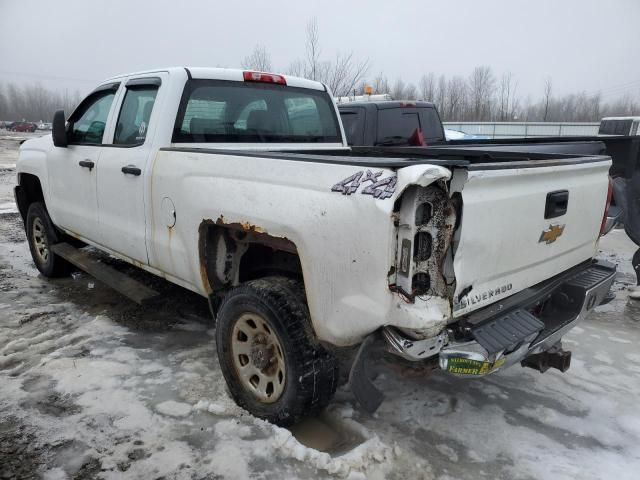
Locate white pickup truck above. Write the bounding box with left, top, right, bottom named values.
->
left=15, top=67, right=617, bottom=425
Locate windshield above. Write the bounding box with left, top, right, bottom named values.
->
left=173, top=79, right=342, bottom=144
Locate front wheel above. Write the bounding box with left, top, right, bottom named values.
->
left=216, top=277, right=338, bottom=426
left=26, top=202, right=72, bottom=277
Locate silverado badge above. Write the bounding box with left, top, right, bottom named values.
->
left=539, top=224, right=565, bottom=244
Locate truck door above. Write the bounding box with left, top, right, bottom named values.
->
left=47, top=83, right=120, bottom=241
left=96, top=75, right=165, bottom=264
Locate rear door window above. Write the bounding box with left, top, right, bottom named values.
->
left=339, top=108, right=365, bottom=145
left=114, top=86, right=159, bottom=145
left=419, top=108, right=445, bottom=142
left=173, top=79, right=341, bottom=143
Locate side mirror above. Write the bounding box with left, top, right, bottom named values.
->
left=52, top=110, right=67, bottom=147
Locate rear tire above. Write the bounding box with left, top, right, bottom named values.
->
left=26, top=202, right=72, bottom=277
left=216, top=276, right=338, bottom=426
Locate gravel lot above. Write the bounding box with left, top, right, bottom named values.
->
left=1, top=130, right=639, bottom=480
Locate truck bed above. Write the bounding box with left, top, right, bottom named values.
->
left=162, top=145, right=606, bottom=170
left=439, top=135, right=640, bottom=178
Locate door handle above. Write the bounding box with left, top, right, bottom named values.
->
left=78, top=160, right=94, bottom=171
left=121, top=165, right=141, bottom=176
left=545, top=190, right=569, bottom=219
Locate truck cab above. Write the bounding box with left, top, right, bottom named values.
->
left=337, top=100, right=445, bottom=146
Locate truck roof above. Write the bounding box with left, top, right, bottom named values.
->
left=99, top=67, right=327, bottom=92
left=601, top=116, right=640, bottom=121
left=337, top=100, right=437, bottom=110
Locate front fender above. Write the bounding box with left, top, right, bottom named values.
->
left=15, top=135, right=52, bottom=207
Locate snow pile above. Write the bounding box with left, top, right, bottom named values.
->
left=194, top=399, right=394, bottom=477
left=269, top=414, right=393, bottom=478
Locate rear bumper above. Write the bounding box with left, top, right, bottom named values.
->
left=383, top=259, right=617, bottom=376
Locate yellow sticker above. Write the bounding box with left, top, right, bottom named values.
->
left=446, top=357, right=506, bottom=375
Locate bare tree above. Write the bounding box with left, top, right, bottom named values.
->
left=241, top=44, right=272, bottom=72
left=435, top=74, right=447, bottom=112
left=419, top=73, right=436, bottom=102
left=324, top=52, right=369, bottom=97
left=468, top=66, right=495, bottom=120
left=445, top=76, right=467, bottom=120
left=498, top=72, right=517, bottom=121
left=542, top=77, right=553, bottom=121
left=284, top=17, right=369, bottom=96
left=305, top=17, right=321, bottom=81
left=0, top=86, right=7, bottom=120
left=606, top=94, right=638, bottom=116
left=285, top=59, right=305, bottom=77
left=391, top=78, right=406, bottom=99
left=404, top=83, right=418, bottom=100
left=372, top=74, right=390, bottom=95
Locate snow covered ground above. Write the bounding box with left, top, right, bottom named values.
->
left=1, top=130, right=640, bottom=479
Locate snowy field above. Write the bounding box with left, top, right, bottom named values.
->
left=1, top=130, right=640, bottom=479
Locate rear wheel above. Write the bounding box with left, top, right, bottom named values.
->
left=26, top=202, right=72, bottom=277
left=216, top=277, right=338, bottom=426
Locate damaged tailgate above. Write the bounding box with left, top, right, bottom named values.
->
left=450, top=156, right=611, bottom=316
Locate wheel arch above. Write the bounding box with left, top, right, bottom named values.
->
left=198, top=219, right=304, bottom=307
left=15, top=173, right=45, bottom=222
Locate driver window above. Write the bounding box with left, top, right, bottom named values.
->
left=68, top=91, right=116, bottom=145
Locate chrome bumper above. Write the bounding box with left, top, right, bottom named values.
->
left=383, top=260, right=617, bottom=377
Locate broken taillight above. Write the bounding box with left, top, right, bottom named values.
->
left=243, top=71, right=287, bottom=85
left=599, top=177, right=614, bottom=237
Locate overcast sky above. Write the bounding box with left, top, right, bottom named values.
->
left=1, top=0, right=639, bottom=101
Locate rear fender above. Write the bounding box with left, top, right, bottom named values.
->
left=394, top=164, right=452, bottom=198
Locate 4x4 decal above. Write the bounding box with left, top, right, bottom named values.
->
left=331, top=170, right=397, bottom=199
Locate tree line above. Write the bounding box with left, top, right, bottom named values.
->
left=367, top=69, right=639, bottom=122
left=2, top=17, right=638, bottom=124
left=241, top=18, right=639, bottom=123
left=0, top=83, right=82, bottom=123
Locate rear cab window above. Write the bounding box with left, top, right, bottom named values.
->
left=172, top=79, right=342, bottom=144
left=599, top=119, right=633, bottom=135
left=376, top=106, right=445, bottom=145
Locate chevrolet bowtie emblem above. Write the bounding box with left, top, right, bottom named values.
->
left=539, top=224, right=565, bottom=244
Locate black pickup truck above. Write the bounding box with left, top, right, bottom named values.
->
left=337, top=100, right=640, bottom=243
left=338, top=101, right=446, bottom=146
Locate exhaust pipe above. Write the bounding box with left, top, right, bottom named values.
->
left=521, top=348, right=571, bottom=373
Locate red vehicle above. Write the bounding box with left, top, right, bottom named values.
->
left=10, top=122, right=37, bottom=132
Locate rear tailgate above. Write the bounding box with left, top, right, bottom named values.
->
left=451, top=156, right=611, bottom=316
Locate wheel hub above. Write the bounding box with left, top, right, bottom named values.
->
left=231, top=313, right=286, bottom=403
left=250, top=334, right=275, bottom=370
left=32, top=217, right=50, bottom=264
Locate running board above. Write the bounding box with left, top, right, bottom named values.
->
left=51, top=242, right=160, bottom=305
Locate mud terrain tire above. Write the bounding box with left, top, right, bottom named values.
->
left=216, top=276, right=338, bottom=426
left=26, top=202, right=72, bottom=277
